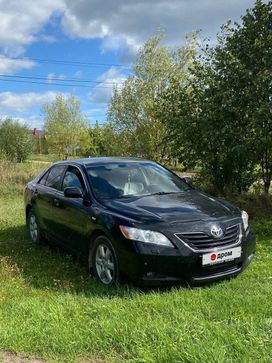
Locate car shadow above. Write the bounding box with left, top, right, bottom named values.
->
left=0, top=225, right=223, bottom=298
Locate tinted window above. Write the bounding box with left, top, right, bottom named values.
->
left=39, top=170, right=49, bottom=185
left=86, top=162, right=190, bottom=199
left=62, top=167, right=85, bottom=193
left=44, top=165, right=66, bottom=190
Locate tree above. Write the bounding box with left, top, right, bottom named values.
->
left=108, top=32, right=197, bottom=163
left=43, top=95, right=90, bottom=159
left=162, top=47, right=256, bottom=194
left=87, top=122, right=125, bottom=157
left=225, top=0, right=272, bottom=193
left=163, top=0, right=272, bottom=193
left=0, top=118, right=34, bottom=162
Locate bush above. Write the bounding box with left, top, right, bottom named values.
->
left=0, top=118, right=34, bottom=162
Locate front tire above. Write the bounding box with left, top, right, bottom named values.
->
left=28, top=210, right=42, bottom=244
left=91, top=236, right=119, bottom=286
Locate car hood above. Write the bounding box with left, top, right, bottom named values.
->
left=102, top=190, right=240, bottom=224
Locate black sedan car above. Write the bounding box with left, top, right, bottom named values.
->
left=24, top=157, right=255, bottom=286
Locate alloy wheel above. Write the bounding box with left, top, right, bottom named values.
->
left=29, top=213, right=38, bottom=243
left=95, top=244, right=115, bottom=284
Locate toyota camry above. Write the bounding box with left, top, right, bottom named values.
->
left=24, top=158, right=255, bottom=286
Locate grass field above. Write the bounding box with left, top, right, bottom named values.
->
left=28, top=154, right=59, bottom=163
left=0, top=163, right=271, bottom=362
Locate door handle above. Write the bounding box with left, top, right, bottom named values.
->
left=54, top=198, right=61, bottom=207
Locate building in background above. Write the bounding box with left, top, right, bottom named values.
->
left=32, top=128, right=47, bottom=154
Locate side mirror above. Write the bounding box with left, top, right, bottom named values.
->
left=182, top=177, right=193, bottom=187
left=64, top=187, right=83, bottom=198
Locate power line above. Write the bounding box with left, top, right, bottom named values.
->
left=10, top=56, right=133, bottom=69
left=0, top=73, right=126, bottom=86
left=0, top=77, right=122, bottom=89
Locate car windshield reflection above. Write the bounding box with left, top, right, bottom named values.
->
left=86, top=162, right=190, bottom=200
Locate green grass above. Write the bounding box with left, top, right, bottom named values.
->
left=0, top=161, right=271, bottom=362
left=27, top=154, right=60, bottom=163
left=0, top=196, right=271, bottom=362
left=27, top=154, right=83, bottom=163
left=0, top=161, right=47, bottom=196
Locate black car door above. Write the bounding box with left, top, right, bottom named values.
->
left=51, top=165, right=94, bottom=256
left=33, top=164, right=66, bottom=236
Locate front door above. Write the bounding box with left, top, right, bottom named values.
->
left=52, top=165, right=94, bottom=257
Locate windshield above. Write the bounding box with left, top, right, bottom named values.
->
left=86, top=162, right=190, bottom=200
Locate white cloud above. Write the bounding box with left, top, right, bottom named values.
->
left=0, top=0, right=257, bottom=60
left=0, top=0, right=64, bottom=55
left=0, top=91, right=66, bottom=112
left=47, top=73, right=67, bottom=83
left=61, top=0, right=256, bottom=58
left=62, top=12, right=109, bottom=39
left=16, top=115, right=44, bottom=129
left=0, top=55, right=35, bottom=75
left=1, top=114, right=44, bottom=129
left=90, top=67, right=127, bottom=105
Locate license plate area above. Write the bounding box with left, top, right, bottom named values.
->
left=202, top=247, right=241, bottom=266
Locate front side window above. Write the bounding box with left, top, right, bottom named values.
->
left=62, top=167, right=86, bottom=193
left=86, top=162, right=190, bottom=200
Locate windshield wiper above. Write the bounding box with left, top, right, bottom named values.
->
left=148, top=191, right=182, bottom=196
left=114, top=195, right=135, bottom=199
left=109, top=191, right=182, bottom=200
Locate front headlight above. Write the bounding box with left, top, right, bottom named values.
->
left=242, top=210, right=249, bottom=231
left=119, top=225, right=174, bottom=248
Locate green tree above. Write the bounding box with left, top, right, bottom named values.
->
left=87, top=122, right=125, bottom=157
left=225, top=0, right=272, bottom=193
left=0, top=118, right=34, bottom=162
left=43, top=95, right=90, bottom=160
left=108, top=32, right=197, bottom=163
left=163, top=0, right=272, bottom=194
left=163, top=47, right=256, bottom=194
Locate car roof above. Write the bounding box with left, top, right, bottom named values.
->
left=54, top=157, right=154, bottom=167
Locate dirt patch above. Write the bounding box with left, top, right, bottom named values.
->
left=0, top=352, right=45, bottom=363
left=0, top=352, right=106, bottom=363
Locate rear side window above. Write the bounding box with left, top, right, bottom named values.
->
left=40, top=165, right=66, bottom=190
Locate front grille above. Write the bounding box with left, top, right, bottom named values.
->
left=176, top=224, right=241, bottom=251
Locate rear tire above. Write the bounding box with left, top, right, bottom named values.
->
left=91, top=236, right=119, bottom=286
left=28, top=210, right=42, bottom=245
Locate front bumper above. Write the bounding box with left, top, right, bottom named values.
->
left=118, top=227, right=256, bottom=286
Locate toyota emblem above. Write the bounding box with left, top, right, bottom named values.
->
left=211, top=225, right=223, bottom=238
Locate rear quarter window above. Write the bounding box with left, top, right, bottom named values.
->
left=39, top=170, right=50, bottom=185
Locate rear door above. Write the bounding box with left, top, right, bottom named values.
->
left=33, top=164, right=66, bottom=238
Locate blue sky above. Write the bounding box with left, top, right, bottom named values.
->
left=0, top=0, right=256, bottom=130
